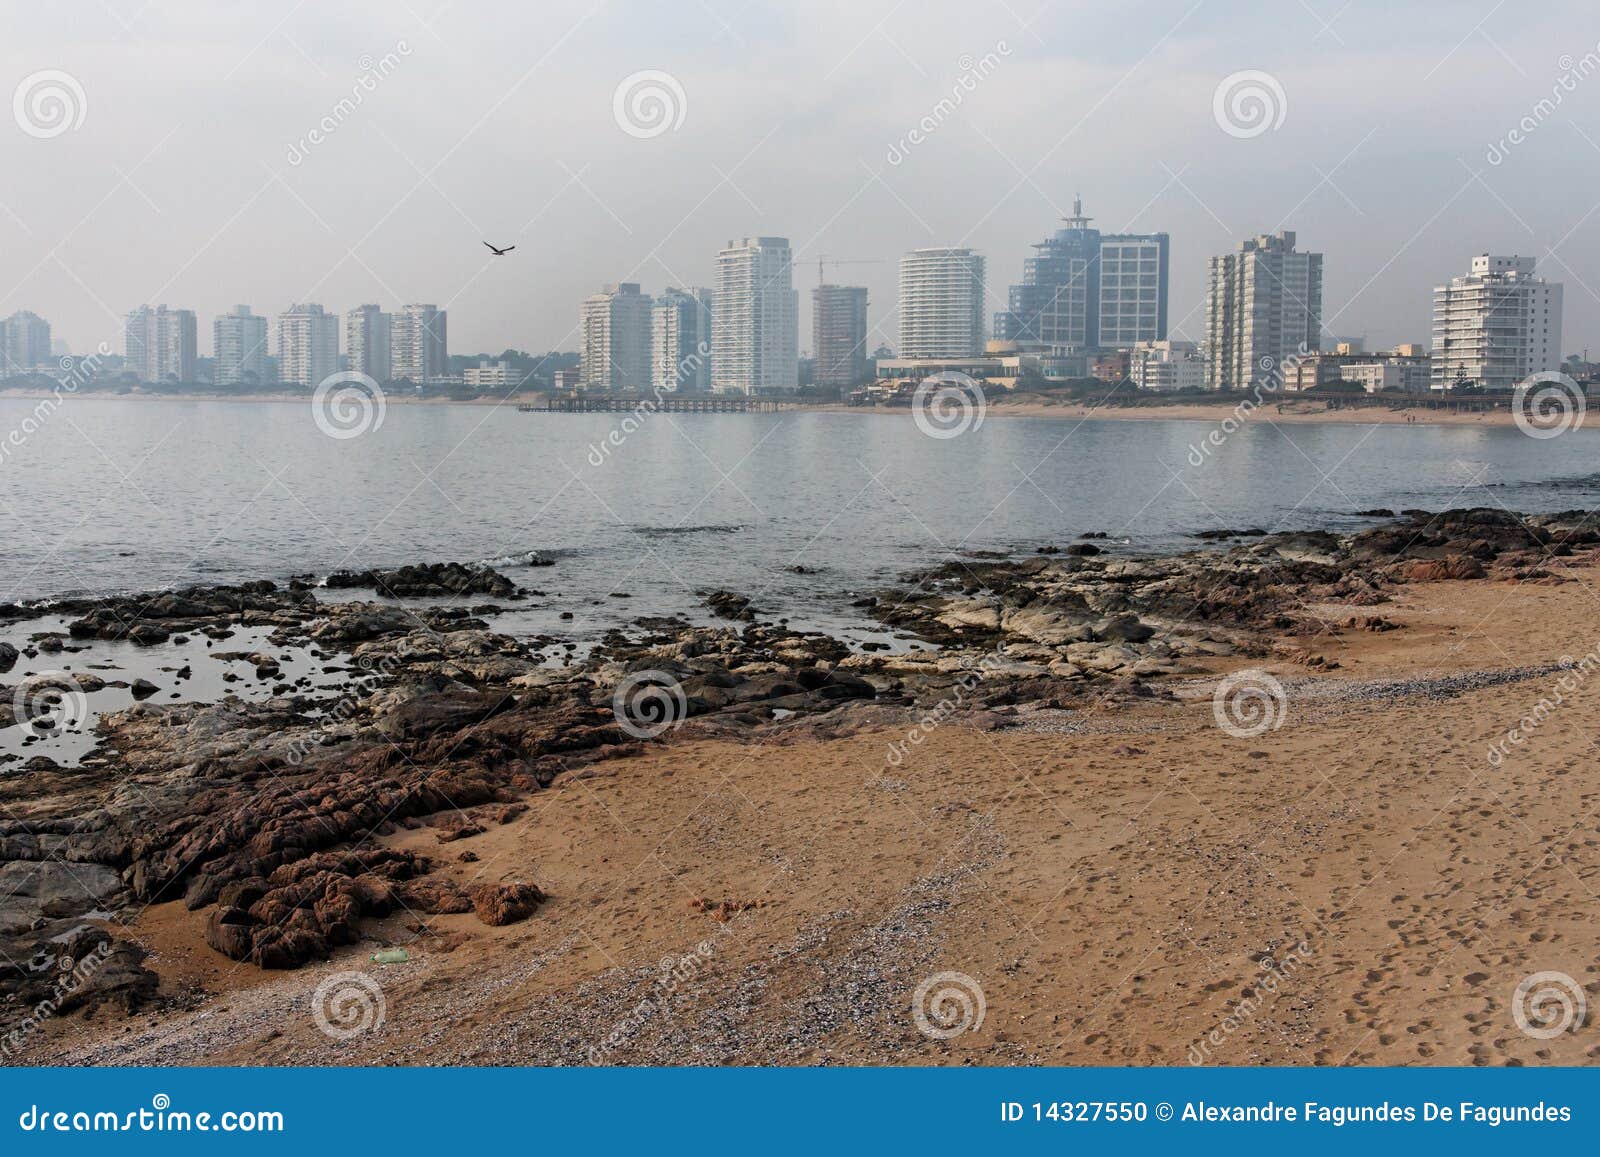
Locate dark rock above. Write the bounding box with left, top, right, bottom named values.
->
left=323, top=562, right=518, bottom=599
left=702, top=590, right=755, bottom=621
left=1096, top=614, right=1156, bottom=643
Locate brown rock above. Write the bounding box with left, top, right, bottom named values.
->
left=469, top=882, right=546, bottom=925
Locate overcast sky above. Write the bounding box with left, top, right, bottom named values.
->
left=4, top=0, right=1600, bottom=360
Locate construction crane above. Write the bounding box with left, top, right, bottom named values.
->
left=815, top=256, right=888, bottom=286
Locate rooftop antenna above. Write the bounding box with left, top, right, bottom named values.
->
left=1064, top=194, right=1093, bottom=229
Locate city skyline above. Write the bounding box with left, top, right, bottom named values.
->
left=0, top=225, right=1576, bottom=392
left=5, top=3, right=1600, bottom=364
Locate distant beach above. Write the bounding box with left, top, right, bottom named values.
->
left=0, top=385, right=1568, bottom=429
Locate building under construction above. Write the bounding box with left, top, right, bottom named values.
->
left=812, top=284, right=869, bottom=392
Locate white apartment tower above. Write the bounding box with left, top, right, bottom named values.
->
left=713, top=237, right=798, bottom=393
left=1204, top=231, right=1323, bottom=391
left=581, top=283, right=654, bottom=390
left=346, top=304, right=393, bottom=381
left=651, top=287, right=712, bottom=392
left=1431, top=255, right=1563, bottom=391
left=124, top=305, right=198, bottom=383
left=391, top=304, right=448, bottom=383
left=898, top=248, right=986, bottom=358
left=213, top=305, right=267, bottom=386
left=276, top=303, right=340, bottom=388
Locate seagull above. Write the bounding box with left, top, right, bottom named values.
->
left=483, top=242, right=516, bottom=256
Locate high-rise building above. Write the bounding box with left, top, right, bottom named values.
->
left=995, top=199, right=1169, bottom=351
left=651, top=287, right=712, bottom=392
left=898, top=248, right=986, bottom=359
left=391, top=304, right=448, bottom=383
left=213, top=305, right=267, bottom=387
left=713, top=237, right=799, bottom=393
left=124, top=305, right=197, bottom=382
left=812, top=285, right=869, bottom=391
left=1204, top=231, right=1323, bottom=391
left=581, top=283, right=654, bottom=390
left=0, top=311, right=52, bottom=377
left=345, top=304, right=392, bottom=382
left=1431, top=255, right=1563, bottom=391
left=276, top=303, right=340, bottom=388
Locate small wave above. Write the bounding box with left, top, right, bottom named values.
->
left=478, top=549, right=561, bottom=568
left=1480, top=471, right=1600, bottom=491
left=629, top=524, right=744, bottom=538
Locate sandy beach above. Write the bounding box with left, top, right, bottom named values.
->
left=979, top=397, right=1549, bottom=429
left=2, top=387, right=1567, bottom=430
left=15, top=535, right=1600, bottom=1067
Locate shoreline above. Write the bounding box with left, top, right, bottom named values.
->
left=2, top=388, right=1578, bottom=430
left=7, top=507, right=1600, bottom=1065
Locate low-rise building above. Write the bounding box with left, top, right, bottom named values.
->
left=1088, top=349, right=1131, bottom=383
left=1129, top=340, right=1204, bottom=392
left=1283, top=346, right=1433, bottom=394
left=873, top=350, right=1088, bottom=387
left=462, top=360, right=524, bottom=389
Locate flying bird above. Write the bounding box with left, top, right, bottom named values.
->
left=483, top=242, right=516, bottom=256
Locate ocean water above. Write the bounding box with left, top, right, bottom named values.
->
left=3, top=396, right=1600, bottom=640
left=6, top=396, right=1600, bottom=765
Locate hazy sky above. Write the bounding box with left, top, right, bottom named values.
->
left=5, top=0, right=1600, bottom=361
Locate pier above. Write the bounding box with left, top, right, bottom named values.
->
left=520, top=392, right=784, bottom=414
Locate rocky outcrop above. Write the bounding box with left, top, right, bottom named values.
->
left=62, top=581, right=311, bottom=645
left=3, top=509, right=1594, bottom=1028
left=0, top=923, right=157, bottom=1024
left=322, top=561, right=521, bottom=599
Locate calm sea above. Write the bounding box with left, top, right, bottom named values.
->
left=3, top=396, right=1598, bottom=642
